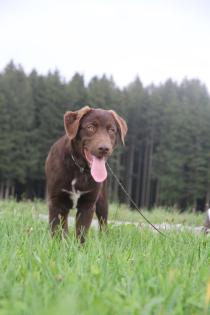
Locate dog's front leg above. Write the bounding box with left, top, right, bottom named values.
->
left=95, top=181, right=108, bottom=231
left=76, top=199, right=95, bottom=243
left=48, top=199, right=70, bottom=238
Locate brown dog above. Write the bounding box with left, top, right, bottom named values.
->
left=45, top=106, right=127, bottom=242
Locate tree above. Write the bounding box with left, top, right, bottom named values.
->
left=0, top=62, right=35, bottom=197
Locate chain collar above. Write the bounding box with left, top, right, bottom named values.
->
left=71, top=153, right=87, bottom=173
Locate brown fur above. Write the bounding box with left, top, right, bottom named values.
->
left=45, top=107, right=127, bottom=242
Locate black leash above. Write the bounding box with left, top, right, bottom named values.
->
left=107, top=163, right=167, bottom=237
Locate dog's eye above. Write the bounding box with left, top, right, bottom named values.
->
left=87, top=125, right=95, bottom=133
left=108, top=128, right=116, bottom=135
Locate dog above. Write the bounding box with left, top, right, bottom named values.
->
left=45, top=106, right=127, bottom=242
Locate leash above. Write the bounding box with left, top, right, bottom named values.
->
left=107, top=163, right=167, bottom=237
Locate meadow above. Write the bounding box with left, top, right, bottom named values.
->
left=0, top=200, right=209, bottom=315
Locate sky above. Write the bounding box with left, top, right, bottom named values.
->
left=0, top=0, right=210, bottom=91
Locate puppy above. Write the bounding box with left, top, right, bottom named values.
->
left=45, top=106, right=127, bottom=242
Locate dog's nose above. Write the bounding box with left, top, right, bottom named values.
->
left=98, top=145, right=110, bottom=156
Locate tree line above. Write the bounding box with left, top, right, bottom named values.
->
left=0, top=61, right=210, bottom=211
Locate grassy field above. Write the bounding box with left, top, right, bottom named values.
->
left=0, top=200, right=209, bottom=315
left=0, top=199, right=206, bottom=225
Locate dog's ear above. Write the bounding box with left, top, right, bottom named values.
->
left=108, top=110, right=128, bottom=144
left=64, top=106, right=91, bottom=140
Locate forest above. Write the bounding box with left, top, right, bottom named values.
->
left=0, top=61, right=210, bottom=211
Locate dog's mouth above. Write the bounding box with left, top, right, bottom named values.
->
left=84, top=149, right=107, bottom=183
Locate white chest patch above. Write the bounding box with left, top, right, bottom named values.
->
left=62, top=178, right=90, bottom=208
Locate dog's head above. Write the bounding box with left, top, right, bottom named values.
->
left=64, top=106, right=127, bottom=182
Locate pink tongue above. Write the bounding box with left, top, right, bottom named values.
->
left=91, top=156, right=107, bottom=183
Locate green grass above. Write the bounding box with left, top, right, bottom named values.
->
left=0, top=200, right=210, bottom=315
left=0, top=199, right=205, bottom=225
left=108, top=204, right=205, bottom=226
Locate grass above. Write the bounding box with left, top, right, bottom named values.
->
left=0, top=199, right=206, bottom=225
left=0, top=200, right=209, bottom=315
left=108, top=204, right=206, bottom=226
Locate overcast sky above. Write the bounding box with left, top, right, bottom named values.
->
left=0, top=0, right=210, bottom=91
